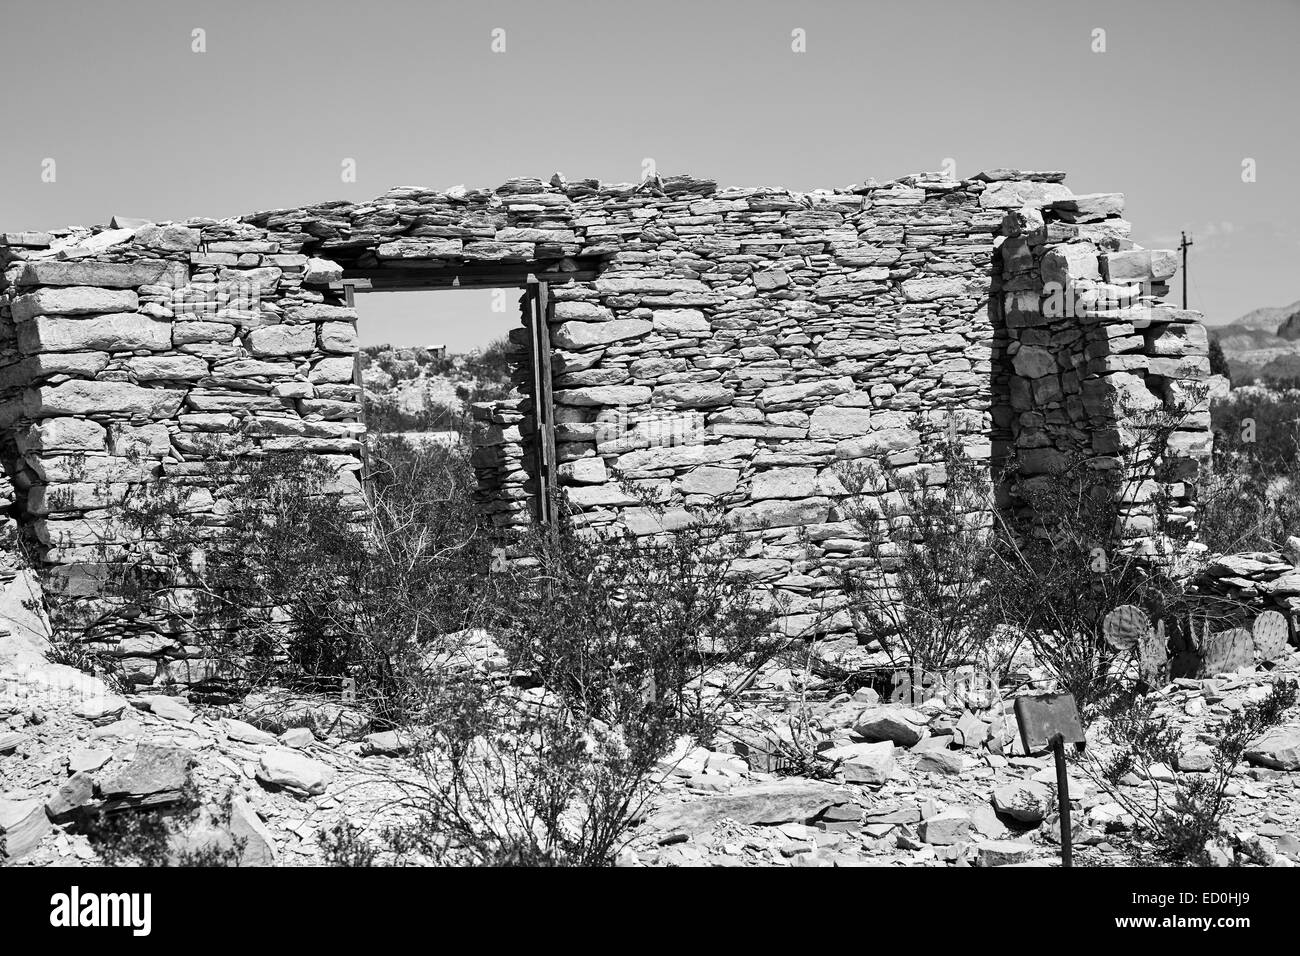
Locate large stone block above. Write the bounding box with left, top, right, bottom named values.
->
left=217, top=266, right=282, bottom=294
left=731, top=497, right=830, bottom=530
left=614, top=439, right=756, bottom=474
left=29, top=481, right=129, bottom=515
left=308, top=357, right=356, bottom=383
left=680, top=465, right=739, bottom=496
left=18, top=313, right=172, bottom=354
left=815, top=337, right=896, bottom=359
left=461, top=241, right=534, bottom=261
left=622, top=506, right=695, bottom=536
left=24, top=381, right=185, bottom=419
left=553, top=301, right=613, bottom=322
left=835, top=428, right=919, bottom=459
left=1146, top=321, right=1207, bottom=357
left=809, top=406, right=872, bottom=439
left=174, top=321, right=237, bottom=345
left=654, top=382, right=733, bottom=409
left=565, top=484, right=642, bottom=507
left=1081, top=372, right=1161, bottom=416
left=18, top=260, right=179, bottom=288
left=595, top=276, right=711, bottom=295
left=25, top=418, right=107, bottom=453
left=1046, top=192, right=1124, bottom=222
left=555, top=385, right=652, bottom=407
left=12, top=287, right=139, bottom=321
left=108, top=422, right=172, bottom=457
left=318, top=322, right=358, bottom=353
left=750, top=467, right=817, bottom=500
left=1011, top=345, right=1058, bottom=379
left=247, top=324, right=315, bottom=356
left=901, top=277, right=968, bottom=301
left=291, top=304, right=358, bottom=322
left=376, top=238, right=463, bottom=259
left=651, top=309, right=711, bottom=336
left=758, top=377, right=854, bottom=408
left=552, top=319, right=651, bottom=349
left=557, top=457, right=608, bottom=484
left=129, top=355, right=209, bottom=380
left=303, top=257, right=343, bottom=285
left=1040, top=244, right=1101, bottom=286
left=978, top=180, right=1073, bottom=209
left=1100, top=249, right=1178, bottom=283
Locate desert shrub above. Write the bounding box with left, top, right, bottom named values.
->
left=495, top=498, right=781, bottom=740
left=1200, top=388, right=1300, bottom=553
left=56, top=434, right=495, bottom=719
left=837, top=424, right=1007, bottom=677
left=461, top=337, right=513, bottom=384
left=989, top=397, right=1211, bottom=717
left=372, top=496, right=784, bottom=866
left=365, top=395, right=469, bottom=435
left=81, top=785, right=245, bottom=867
left=1207, top=338, right=1232, bottom=384
left=993, top=454, right=1187, bottom=715
left=1079, top=678, right=1297, bottom=864
left=63, top=437, right=778, bottom=866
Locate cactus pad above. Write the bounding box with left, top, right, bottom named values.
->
left=1103, top=605, right=1150, bottom=651
left=1252, top=611, right=1289, bottom=662
left=1136, top=625, right=1169, bottom=686
left=1199, top=627, right=1254, bottom=676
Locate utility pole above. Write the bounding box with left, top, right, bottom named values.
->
left=1179, top=231, right=1194, bottom=308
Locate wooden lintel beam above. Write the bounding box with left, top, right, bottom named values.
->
left=335, top=269, right=600, bottom=293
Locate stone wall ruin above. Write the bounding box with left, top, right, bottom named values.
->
left=0, top=169, right=1212, bottom=687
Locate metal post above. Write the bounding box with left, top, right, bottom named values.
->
left=1052, top=733, right=1072, bottom=868
left=1179, top=231, right=1194, bottom=309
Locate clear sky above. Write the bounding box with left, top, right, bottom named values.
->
left=3, top=0, right=1296, bottom=348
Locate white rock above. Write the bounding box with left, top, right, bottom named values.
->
left=221, top=718, right=276, bottom=746
left=256, top=749, right=335, bottom=795
left=73, top=696, right=129, bottom=721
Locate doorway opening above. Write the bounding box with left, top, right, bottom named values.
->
left=340, top=261, right=604, bottom=524
left=353, top=287, right=518, bottom=446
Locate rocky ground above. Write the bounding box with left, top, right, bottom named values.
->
left=3, top=616, right=1299, bottom=867
left=622, top=657, right=1300, bottom=867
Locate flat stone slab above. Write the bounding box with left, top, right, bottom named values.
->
left=1245, top=727, right=1300, bottom=771
left=98, top=742, right=194, bottom=799
left=0, top=797, right=51, bottom=860
left=643, top=780, right=853, bottom=833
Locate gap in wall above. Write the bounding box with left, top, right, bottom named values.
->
left=353, top=288, right=520, bottom=446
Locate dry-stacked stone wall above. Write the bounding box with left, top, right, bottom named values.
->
left=0, top=169, right=1211, bottom=685
left=995, top=188, right=1211, bottom=539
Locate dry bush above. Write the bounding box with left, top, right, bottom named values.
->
left=1078, top=679, right=1297, bottom=864
left=1201, top=387, right=1300, bottom=553
left=837, top=423, right=1006, bottom=676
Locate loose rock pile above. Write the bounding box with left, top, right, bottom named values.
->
left=2, top=601, right=1297, bottom=868
left=621, top=651, right=1300, bottom=867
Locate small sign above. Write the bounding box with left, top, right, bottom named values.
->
left=1013, top=692, right=1085, bottom=868
left=1014, top=692, right=1085, bottom=754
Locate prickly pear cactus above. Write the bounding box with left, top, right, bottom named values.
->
left=1137, top=622, right=1169, bottom=686
left=1199, top=627, right=1254, bottom=676
left=1102, top=605, right=1150, bottom=651
left=1252, top=611, right=1289, bottom=662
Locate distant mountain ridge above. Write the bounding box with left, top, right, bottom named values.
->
left=1210, top=299, right=1300, bottom=382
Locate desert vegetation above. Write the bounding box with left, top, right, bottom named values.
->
left=360, top=338, right=514, bottom=436
left=28, top=373, right=1298, bottom=867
